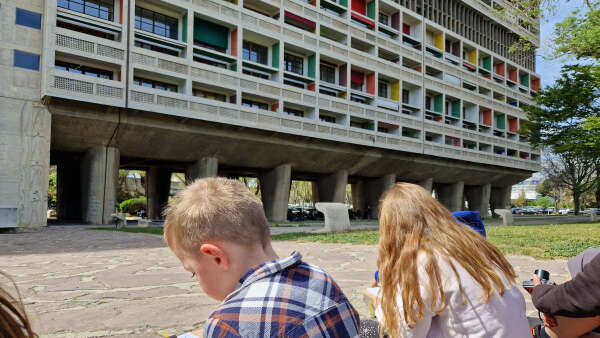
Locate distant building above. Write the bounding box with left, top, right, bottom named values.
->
left=511, top=172, right=544, bottom=200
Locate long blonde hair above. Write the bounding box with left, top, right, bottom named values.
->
left=377, top=183, right=516, bottom=337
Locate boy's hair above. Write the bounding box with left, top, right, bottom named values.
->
left=164, top=177, right=270, bottom=252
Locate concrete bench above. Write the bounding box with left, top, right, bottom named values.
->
left=111, top=213, right=127, bottom=228
left=315, top=202, right=350, bottom=233
left=137, top=219, right=152, bottom=228
left=494, top=209, right=514, bottom=226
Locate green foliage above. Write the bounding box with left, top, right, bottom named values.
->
left=512, top=191, right=528, bottom=207
left=553, top=6, right=600, bottom=60
left=531, top=196, right=555, bottom=208
left=119, top=196, right=147, bottom=214
left=521, top=65, right=600, bottom=155
left=48, top=169, right=57, bottom=208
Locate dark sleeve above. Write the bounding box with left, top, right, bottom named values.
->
left=532, top=254, right=600, bottom=317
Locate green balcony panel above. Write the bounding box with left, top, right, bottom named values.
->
left=520, top=74, right=530, bottom=87
left=308, top=55, right=316, bottom=78
left=496, top=114, right=505, bottom=129
left=482, top=56, right=491, bottom=71
left=451, top=100, right=460, bottom=117
left=182, top=14, right=188, bottom=43
left=194, top=18, right=228, bottom=50
left=366, top=1, right=375, bottom=19
left=271, top=42, right=279, bottom=68
left=433, top=95, right=443, bottom=113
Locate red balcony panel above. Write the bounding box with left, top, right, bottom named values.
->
left=351, top=12, right=374, bottom=27
left=284, top=11, right=316, bottom=29
left=351, top=0, right=366, bottom=14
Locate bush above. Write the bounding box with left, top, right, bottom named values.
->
left=120, top=197, right=147, bottom=214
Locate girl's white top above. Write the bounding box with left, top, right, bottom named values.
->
left=376, top=253, right=531, bottom=338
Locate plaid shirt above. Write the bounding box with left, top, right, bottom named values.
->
left=204, top=251, right=360, bottom=337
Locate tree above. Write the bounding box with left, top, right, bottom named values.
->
left=513, top=191, right=528, bottom=208
left=544, top=152, right=596, bottom=214
left=536, top=177, right=564, bottom=209
left=533, top=196, right=555, bottom=209
left=48, top=167, right=57, bottom=209
left=552, top=3, right=600, bottom=60
left=521, top=65, right=600, bottom=155
left=502, top=0, right=600, bottom=61
left=521, top=65, right=600, bottom=214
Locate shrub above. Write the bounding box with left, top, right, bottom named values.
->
left=120, top=197, right=147, bottom=214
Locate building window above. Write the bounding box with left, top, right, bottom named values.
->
left=379, top=13, right=389, bottom=26
left=57, top=0, right=114, bottom=21
left=378, top=80, right=389, bottom=98
left=242, top=99, right=269, bottom=110
left=15, top=9, right=42, bottom=29
left=135, top=7, right=178, bottom=39
left=13, top=50, right=39, bottom=71
left=284, top=53, right=303, bottom=75
left=193, top=89, right=226, bottom=102
left=133, top=77, right=177, bottom=92
left=351, top=81, right=362, bottom=91
left=319, top=114, right=336, bottom=123
left=55, top=61, right=113, bottom=79
left=402, top=89, right=409, bottom=104
left=242, top=41, right=268, bottom=65
left=284, top=108, right=304, bottom=117
left=320, top=63, right=336, bottom=84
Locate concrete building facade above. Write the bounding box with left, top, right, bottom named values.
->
left=1, top=0, right=541, bottom=226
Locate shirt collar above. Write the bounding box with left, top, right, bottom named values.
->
left=224, top=251, right=303, bottom=301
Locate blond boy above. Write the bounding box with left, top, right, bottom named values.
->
left=164, top=177, right=360, bottom=337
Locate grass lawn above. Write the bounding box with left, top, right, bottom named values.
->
left=91, top=223, right=600, bottom=259
left=271, top=223, right=600, bottom=259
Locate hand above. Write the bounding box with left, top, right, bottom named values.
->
left=541, top=313, right=557, bottom=328
left=533, top=275, right=542, bottom=286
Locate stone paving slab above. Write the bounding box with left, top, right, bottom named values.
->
left=1, top=226, right=569, bottom=337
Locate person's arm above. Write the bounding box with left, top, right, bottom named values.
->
left=532, top=254, right=600, bottom=317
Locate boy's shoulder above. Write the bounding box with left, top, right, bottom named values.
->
left=205, top=252, right=359, bottom=337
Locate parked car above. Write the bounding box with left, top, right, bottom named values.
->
left=511, top=208, right=523, bottom=214
left=559, top=208, right=572, bottom=215
left=583, top=208, right=600, bottom=215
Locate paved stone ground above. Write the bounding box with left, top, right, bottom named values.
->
left=1, top=226, right=570, bottom=338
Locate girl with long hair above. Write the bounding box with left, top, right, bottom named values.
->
left=376, top=183, right=530, bottom=337
left=0, top=272, right=37, bottom=338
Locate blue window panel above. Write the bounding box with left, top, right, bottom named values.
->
left=13, top=50, right=40, bottom=71
left=15, top=8, right=42, bottom=29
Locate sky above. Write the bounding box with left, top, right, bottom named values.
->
left=536, top=0, right=589, bottom=87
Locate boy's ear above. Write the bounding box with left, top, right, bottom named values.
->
left=200, top=243, right=230, bottom=270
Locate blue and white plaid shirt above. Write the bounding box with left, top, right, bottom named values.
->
left=204, top=251, right=360, bottom=337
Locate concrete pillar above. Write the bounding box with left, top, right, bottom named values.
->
left=351, top=181, right=366, bottom=218
left=437, top=181, right=464, bottom=212
left=56, top=161, right=82, bottom=220
left=365, top=174, right=396, bottom=218
left=317, top=170, right=348, bottom=203
left=490, top=186, right=512, bottom=215
left=418, top=178, right=433, bottom=192
left=185, top=157, right=218, bottom=184
left=259, top=164, right=291, bottom=222
left=146, top=167, right=172, bottom=220
left=464, top=183, right=491, bottom=219
left=311, top=181, right=319, bottom=204
left=80, top=146, right=119, bottom=224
